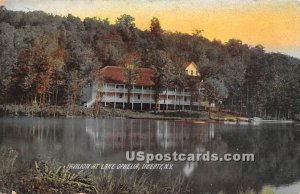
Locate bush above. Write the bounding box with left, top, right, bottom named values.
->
left=0, top=148, right=191, bottom=193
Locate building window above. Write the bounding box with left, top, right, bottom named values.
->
left=137, top=94, right=141, bottom=99
left=184, top=97, right=187, bottom=101
left=119, top=94, right=123, bottom=98
left=191, top=70, right=193, bottom=76
left=116, top=85, right=124, bottom=89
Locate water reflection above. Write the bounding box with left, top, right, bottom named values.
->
left=0, top=117, right=299, bottom=194
left=85, top=119, right=214, bottom=153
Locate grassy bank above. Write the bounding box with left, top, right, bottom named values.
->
left=0, top=148, right=190, bottom=194
left=0, top=104, right=209, bottom=119
left=0, top=104, right=242, bottom=122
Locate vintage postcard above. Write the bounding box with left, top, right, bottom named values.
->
left=0, top=0, right=299, bottom=193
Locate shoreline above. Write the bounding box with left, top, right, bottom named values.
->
left=1, top=104, right=297, bottom=123
left=0, top=104, right=231, bottom=122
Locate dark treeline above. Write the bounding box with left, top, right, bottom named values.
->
left=0, top=7, right=299, bottom=118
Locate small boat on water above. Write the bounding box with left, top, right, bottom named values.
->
left=250, top=117, right=262, bottom=125
left=224, top=120, right=237, bottom=125
left=224, top=117, right=251, bottom=125
left=237, top=117, right=250, bottom=125
left=250, top=117, right=294, bottom=124
left=262, top=120, right=294, bottom=123
left=251, top=117, right=262, bottom=122
left=193, top=121, right=206, bottom=124
left=223, top=118, right=238, bottom=125
left=222, top=117, right=294, bottom=125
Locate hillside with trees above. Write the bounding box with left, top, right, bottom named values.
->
left=0, top=7, right=299, bottom=119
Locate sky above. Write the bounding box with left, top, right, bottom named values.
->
left=1, top=0, right=300, bottom=58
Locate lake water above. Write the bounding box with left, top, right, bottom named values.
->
left=0, top=117, right=299, bottom=194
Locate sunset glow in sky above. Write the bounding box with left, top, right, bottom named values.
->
left=1, top=0, right=300, bottom=58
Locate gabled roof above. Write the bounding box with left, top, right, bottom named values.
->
left=182, top=61, right=197, bottom=69
left=100, top=66, right=155, bottom=86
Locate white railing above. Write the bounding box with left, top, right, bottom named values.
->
left=101, top=95, right=201, bottom=105
left=103, top=83, right=192, bottom=96
left=84, top=83, right=201, bottom=107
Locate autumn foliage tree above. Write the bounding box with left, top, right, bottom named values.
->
left=0, top=7, right=299, bottom=118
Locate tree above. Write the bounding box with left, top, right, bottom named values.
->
left=0, top=22, right=17, bottom=106
left=203, top=77, right=228, bottom=118
left=67, top=70, right=84, bottom=116
left=63, top=25, right=96, bottom=108
left=149, top=17, right=164, bottom=49
left=146, top=50, right=176, bottom=111
left=122, top=52, right=140, bottom=109
left=185, top=75, right=202, bottom=110
left=115, top=14, right=137, bottom=51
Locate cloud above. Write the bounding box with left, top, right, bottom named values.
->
left=0, top=0, right=5, bottom=6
